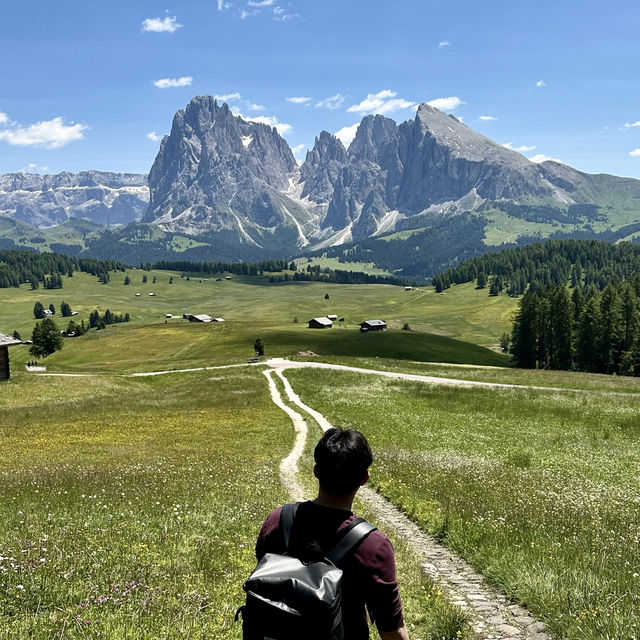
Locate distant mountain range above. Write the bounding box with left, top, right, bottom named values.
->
left=2, top=95, right=640, bottom=277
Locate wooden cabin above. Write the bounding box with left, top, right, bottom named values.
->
left=0, top=332, right=23, bottom=381
left=360, top=319, right=387, bottom=332
left=308, top=317, right=333, bottom=329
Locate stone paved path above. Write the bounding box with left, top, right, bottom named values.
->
left=264, top=364, right=553, bottom=640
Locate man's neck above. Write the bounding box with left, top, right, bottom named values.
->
left=313, top=488, right=357, bottom=511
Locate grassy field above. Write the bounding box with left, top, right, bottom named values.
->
left=0, top=367, right=473, bottom=639
left=0, top=368, right=291, bottom=638
left=286, top=368, right=640, bottom=640
left=0, top=272, right=512, bottom=373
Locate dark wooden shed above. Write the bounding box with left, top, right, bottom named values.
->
left=0, top=332, right=23, bottom=381
left=308, top=317, right=333, bottom=329
left=360, top=319, right=387, bottom=332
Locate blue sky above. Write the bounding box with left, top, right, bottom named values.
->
left=1, top=0, right=639, bottom=178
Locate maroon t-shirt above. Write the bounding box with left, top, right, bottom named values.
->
left=255, top=501, right=404, bottom=638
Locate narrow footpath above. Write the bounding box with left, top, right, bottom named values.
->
left=264, top=364, right=552, bottom=640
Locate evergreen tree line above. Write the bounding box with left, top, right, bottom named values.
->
left=434, top=239, right=640, bottom=295
left=88, top=309, right=131, bottom=330
left=0, top=249, right=127, bottom=289
left=152, top=259, right=293, bottom=275
left=510, top=280, right=640, bottom=375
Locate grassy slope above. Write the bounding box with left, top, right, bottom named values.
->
left=1, top=273, right=512, bottom=373
left=0, top=368, right=291, bottom=638
left=287, top=368, right=640, bottom=639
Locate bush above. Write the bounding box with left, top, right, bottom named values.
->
left=254, top=338, right=265, bottom=356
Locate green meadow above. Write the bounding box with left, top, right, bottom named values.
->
left=286, top=368, right=640, bottom=640
left=4, top=267, right=640, bottom=638
left=1, top=271, right=512, bottom=373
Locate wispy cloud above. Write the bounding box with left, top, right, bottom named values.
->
left=147, top=132, right=162, bottom=142
left=316, top=94, right=346, bottom=110
left=141, top=16, right=183, bottom=33
left=335, top=123, right=359, bottom=148
left=529, top=153, right=561, bottom=163
left=153, top=76, right=193, bottom=89
left=291, top=143, right=305, bottom=160
left=621, top=121, right=640, bottom=130
left=630, top=148, right=640, bottom=157
left=347, top=90, right=416, bottom=116
left=536, top=80, right=547, bottom=87
left=215, top=93, right=264, bottom=112
left=231, top=108, right=292, bottom=136
left=0, top=116, right=88, bottom=149
left=248, top=0, right=275, bottom=5
left=217, top=0, right=232, bottom=10
left=427, top=96, right=462, bottom=111
left=503, top=142, right=536, bottom=152
left=26, top=163, right=50, bottom=173
left=0, top=113, right=8, bottom=125
left=478, top=115, right=497, bottom=121
left=287, top=96, right=312, bottom=105
left=215, top=92, right=241, bottom=102
left=438, top=40, right=451, bottom=48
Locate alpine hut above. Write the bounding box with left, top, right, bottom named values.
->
left=0, top=332, right=23, bottom=381
left=360, top=319, right=386, bottom=332
left=308, top=317, right=333, bottom=329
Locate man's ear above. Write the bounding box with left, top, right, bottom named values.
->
left=313, top=464, right=319, bottom=479
left=360, top=470, right=370, bottom=487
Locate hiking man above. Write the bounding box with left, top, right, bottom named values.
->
left=254, top=427, right=409, bottom=639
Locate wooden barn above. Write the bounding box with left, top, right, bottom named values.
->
left=0, top=332, right=23, bottom=381
left=360, top=319, right=386, bottom=332
left=308, top=317, right=333, bottom=329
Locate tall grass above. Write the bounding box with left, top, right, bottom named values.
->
left=287, top=369, right=640, bottom=639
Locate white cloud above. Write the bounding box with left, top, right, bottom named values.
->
left=0, top=116, right=87, bottom=149
left=529, top=153, right=562, bottom=164
left=503, top=142, right=536, bottom=152
left=536, top=80, right=547, bottom=87
left=215, top=92, right=241, bottom=102
left=630, top=148, right=640, bottom=157
left=347, top=90, right=416, bottom=116
left=26, top=163, right=49, bottom=173
left=316, top=94, right=346, bottom=110
left=287, top=96, right=312, bottom=105
left=426, top=96, right=462, bottom=111
left=335, top=123, right=359, bottom=148
left=621, top=121, right=640, bottom=130
left=240, top=114, right=292, bottom=136
left=147, top=131, right=162, bottom=142
left=291, top=143, right=305, bottom=157
left=217, top=0, right=232, bottom=10
left=0, top=112, right=8, bottom=125
left=273, top=6, right=299, bottom=20
left=438, top=40, right=451, bottom=48
left=247, top=102, right=265, bottom=111
left=478, top=115, right=497, bottom=121
left=248, top=0, right=274, bottom=5
left=141, top=16, right=183, bottom=33
left=153, top=76, right=193, bottom=89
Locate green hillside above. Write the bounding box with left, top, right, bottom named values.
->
left=0, top=270, right=513, bottom=374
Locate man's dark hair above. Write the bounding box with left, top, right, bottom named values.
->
left=314, top=427, right=373, bottom=495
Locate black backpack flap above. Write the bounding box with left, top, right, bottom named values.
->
left=327, top=519, right=377, bottom=567
left=244, top=552, right=343, bottom=618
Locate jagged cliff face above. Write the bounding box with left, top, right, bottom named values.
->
left=300, top=104, right=573, bottom=242
left=0, top=171, right=148, bottom=227
left=4, top=96, right=639, bottom=263
left=143, top=96, right=317, bottom=251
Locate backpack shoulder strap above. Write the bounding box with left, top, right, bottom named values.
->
left=279, top=502, right=300, bottom=552
left=327, top=518, right=377, bottom=567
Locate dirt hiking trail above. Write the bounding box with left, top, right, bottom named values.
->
left=264, top=362, right=553, bottom=640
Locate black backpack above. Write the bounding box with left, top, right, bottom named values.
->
left=236, top=502, right=376, bottom=640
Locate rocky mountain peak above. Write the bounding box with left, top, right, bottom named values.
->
left=299, top=131, right=347, bottom=202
